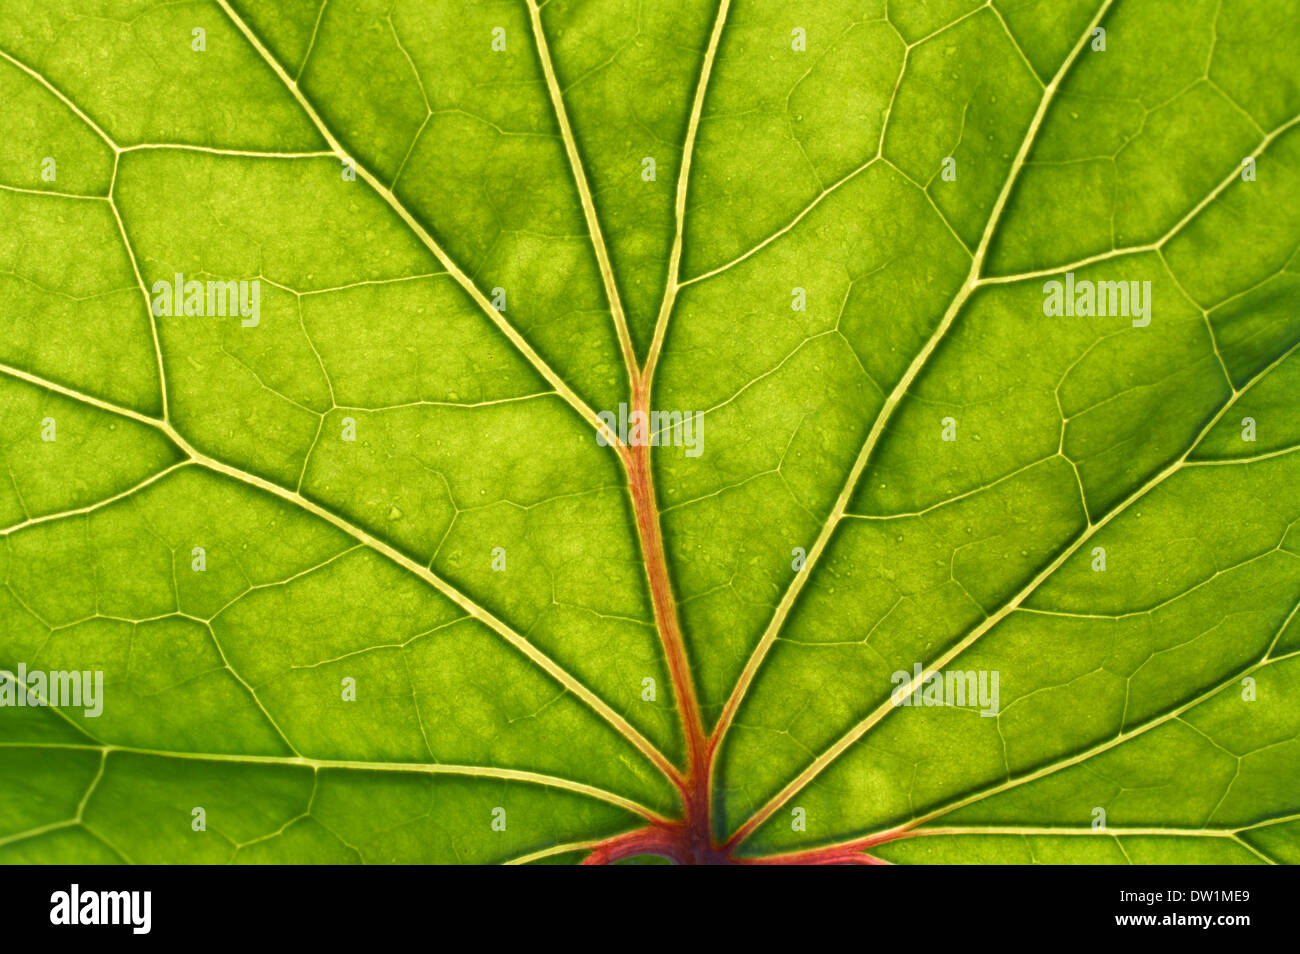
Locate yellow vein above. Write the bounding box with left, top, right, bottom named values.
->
left=200, top=619, right=303, bottom=756
left=0, top=48, right=117, bottom=149
left=0, top=363, right=160, bottom=427
left=977, top=111, right=1300, bottom=288
left=0, top=742, right=667, bottom=825
left=987, top=2, right=1042, bottom=85
left=746, top=643, right=1300, bottom=861
left=503, top=838, right=606, bottom=865
left=118, top=144, right=336, bottom=158
left=910, top=826, right=1263, bottom=838
left=711, top=0, right=1114, bottom=773
left=297, top=0, right=328, bottom=82
left=727, top=339, right=1297, bottom=846
left=0, top=362, right=678, bottom=784
left=107, top=154, right=169, bottom=419
left=676, top=162, right=884, bottom=292
left=0, top=819, right=80, bottom=849
left=75, top=751, right=108, bottom=820
left=214, top=0, right=608, bottom=438
left=0, top=183, right=107, bottom=201
left=678, top=3, right=1015, bottom=294
left=642, top=0, right=732, bottom=386
left=876, top=646, right=1300, bottom=843
left=2, top=579, right=300, bottom=757
left=525, top=0, right=637, bottom=378
left=0, top=460, right=192, bottom=537
left=175, top=447, right=680, bottom=783
left=1234, top=838, right=1277, bottom=864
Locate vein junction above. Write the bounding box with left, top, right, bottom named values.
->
left=1, top=0, right=1297, bottom=865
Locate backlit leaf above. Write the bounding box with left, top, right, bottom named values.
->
left=1, top=0, right=1297, bottom=865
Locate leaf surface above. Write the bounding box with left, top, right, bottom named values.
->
left=1, top=0, right=1298, bottom=865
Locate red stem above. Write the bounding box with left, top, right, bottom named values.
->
left=581, top=825, right=690, bottom=865
left=621, top=377, right=710, bottom=845
left=595, top=376, right=902, bottom=864
left=581, top=824, right=899, bottom=865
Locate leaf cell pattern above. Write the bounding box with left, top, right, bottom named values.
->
left=1, top=0, right=1298, bottom=864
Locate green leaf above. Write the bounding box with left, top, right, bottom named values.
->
left=1, top=0, right=1297, bottom=865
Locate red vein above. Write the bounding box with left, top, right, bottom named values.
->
left=597, top=0, right=734, bottom=857
left=580, top=825, right=691, bottom=865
